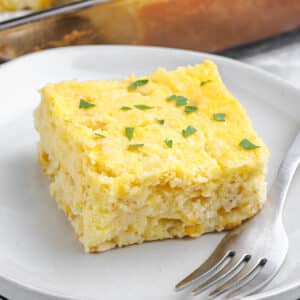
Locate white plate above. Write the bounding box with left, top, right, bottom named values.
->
left=0, top=46, right=299, bottom=300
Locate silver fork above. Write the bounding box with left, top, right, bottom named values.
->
left=175, top=130, right=300, bottom=299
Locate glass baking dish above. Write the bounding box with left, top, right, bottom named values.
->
left=1, top=0, right=300, bottom=59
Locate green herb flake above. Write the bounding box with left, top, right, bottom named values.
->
left=128, top=144, right=144, bottom=149
left=166, top=95, right=178, bottom=101
left=182, top=125, right=197, bottom=138
left=125, top=127, right=134, bottom=141
left=134, top=104, right=154, bottom=110
left=200, top=80, right=212, bottom=87
left=164, top=139, right=173, bottom=148
left=239, top=139, right=260, bottom=150
left=79, top=99, right=96, bottom=109
left=166, top=95, right=188, bottom=106
left=213, top=113, right=226, bottom=122
left=156, top=119, right=165, bottom=125
left=185, top=106, right=198, bottom=114
left=94, top=133, right=106, bottom=138
left=128, top=79, right=149, bottom=90
left=176, top=96, right=188, bottom=107
left=120, top=106, right=132, bottom=111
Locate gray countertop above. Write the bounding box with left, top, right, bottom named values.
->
left=223, top=29, right=300, bottom=89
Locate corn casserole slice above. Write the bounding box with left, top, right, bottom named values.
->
left=34, top=60, right=269, bottom=253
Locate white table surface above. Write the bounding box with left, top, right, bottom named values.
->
left=225, top=30, right=300, bottom=89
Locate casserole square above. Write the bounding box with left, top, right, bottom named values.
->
left=34, top=60, right=269, bottom=252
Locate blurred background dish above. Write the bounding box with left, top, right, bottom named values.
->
left=0, top=0, right=300, bottom=60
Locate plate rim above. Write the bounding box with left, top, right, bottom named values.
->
left=0, top=44, right=300, bottom=300
left=1, top=44, right=300, bottom=95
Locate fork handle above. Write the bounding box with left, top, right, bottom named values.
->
left=269, top=131, right=300, bottom=217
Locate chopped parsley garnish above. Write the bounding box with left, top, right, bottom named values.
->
left=182, top=125, right=197, bottom=138
left=128, top=79, right=149, bottom=90
left=125, top=127, right=134, bottom=141
left=200, top=80, right=212, bottom=86
left=79, top=99, right=96, bottom=109
left=156, top=119, right=165, bottom=125
left=213, top=113, right=226, bottom=122
left=185, top=106, right=198, bottom=114
left=128, top=144, right=144, bottom=148
left=134, top=104, right=154, bottom=110
left=239, top=139, right=260, bottom=150
left=166, top=94, right=188, bottom=106
left=120, top=106, right=132, bottom=111
left=164, top=139, right=173, bottom=148
left=176, top=96, right=188, bottom=107
left=166, top=95, right=178, bottom=101
left=94, top=133, right=106, bottom=138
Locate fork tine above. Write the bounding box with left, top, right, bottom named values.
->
left=175, top=250, right=234, bottom=291
left=228, top=259, right=278, bottom=299
left=208, top=259, right=262, bottom=298
left=192, top=254, right=251, bottom=295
